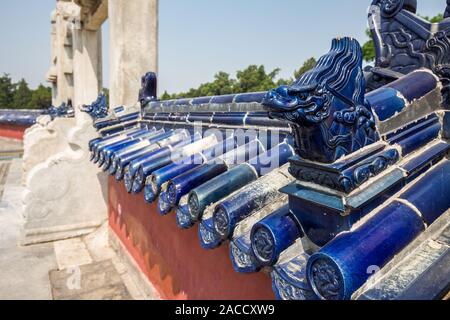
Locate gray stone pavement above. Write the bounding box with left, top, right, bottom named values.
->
left=0, top=137, right=23, bottom=152
left=0, top=138, right=23, bottom=161
left=0, top=154, right=155, bottom=300
left=49, top=260, right=132, bottom=300
left=0, top=158, right=56, bottom=300
left=0, top=162, right=11, bottom=199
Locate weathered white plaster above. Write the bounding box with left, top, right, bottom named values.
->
left=72, top=20, right=103, bottom=107
left=109, top=0, right=159, bottom=108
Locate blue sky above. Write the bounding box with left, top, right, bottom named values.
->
left=0, top=0, right=447, bottom=94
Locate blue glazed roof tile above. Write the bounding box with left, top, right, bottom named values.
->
left=234, top=92, right=266, bottom=104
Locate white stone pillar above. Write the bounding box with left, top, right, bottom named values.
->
left=109, top=0, right=159, bottom=108
left=46, top=1, right=79, bottom=106
left=47, top=10, right=58, bottom=104
left=72, top=27, right=103, bottom=109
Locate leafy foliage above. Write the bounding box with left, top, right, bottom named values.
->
left=161, top=59, right=317, bottom=99
left=362, top=29, right=376, bottom=63
left=102, top=87, right=110, bottom=107
left=422, top=13, right=444, bottom=23
left=294, top=58, right=317, bottom=79
left=0, top=74, right=52, bottom=109
left=1, top=58, right=319, bottom=107
left=0, top=74, right=15, bottom=109
left=29, top=84, right=52, bottom=109
left=12, top=79, right=33, bottom=109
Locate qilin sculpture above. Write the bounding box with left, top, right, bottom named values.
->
left=263, top=37, right=378, bottom=163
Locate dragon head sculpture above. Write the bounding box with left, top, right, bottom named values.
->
left=262, top=37, right=379, bottom=163
left=139, top=72, right=158, bottom=108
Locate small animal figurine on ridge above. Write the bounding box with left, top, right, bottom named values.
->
left=138, top=72, right=158, bottom=108
left=81, top=93, right=108, bottom=120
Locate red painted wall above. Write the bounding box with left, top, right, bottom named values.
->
left=0, top=124, right=28, bottom=140
left=108, top=176, right=275, bottom=300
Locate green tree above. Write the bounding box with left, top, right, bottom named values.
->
left=194, top=71, right=236, bottom=97
left=166, top=71, right=236, bottom=99
left=12, top=79, right=32, bottom=109
left=294, top=57, right=317, bottom=79
left=208, top=71, right=236, bottom=95
left=159, top=60, right=317, bottom=99
left=421, top=13, right=444, bottom=23
left=276, top=78, right=291, bottom=86
left=235, top=65, right=279, bottom=92
left=102, top=87, right=110, bottom=107
left=0, top=73, right=15, bottom=109
left=29, top=84, right=52, bottom=109
left=160, top=90, right=173, bottom=100
left=362, top=14, right=445, bottom=62
left=362, top=29, right=376, bottom=62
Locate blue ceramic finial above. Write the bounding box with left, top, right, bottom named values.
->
left=139, top=72, right=157, bottom=108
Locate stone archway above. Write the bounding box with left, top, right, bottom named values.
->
left=20, top=0, right=159, bottom=245
left=48, top=0, right=158, bottom=109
